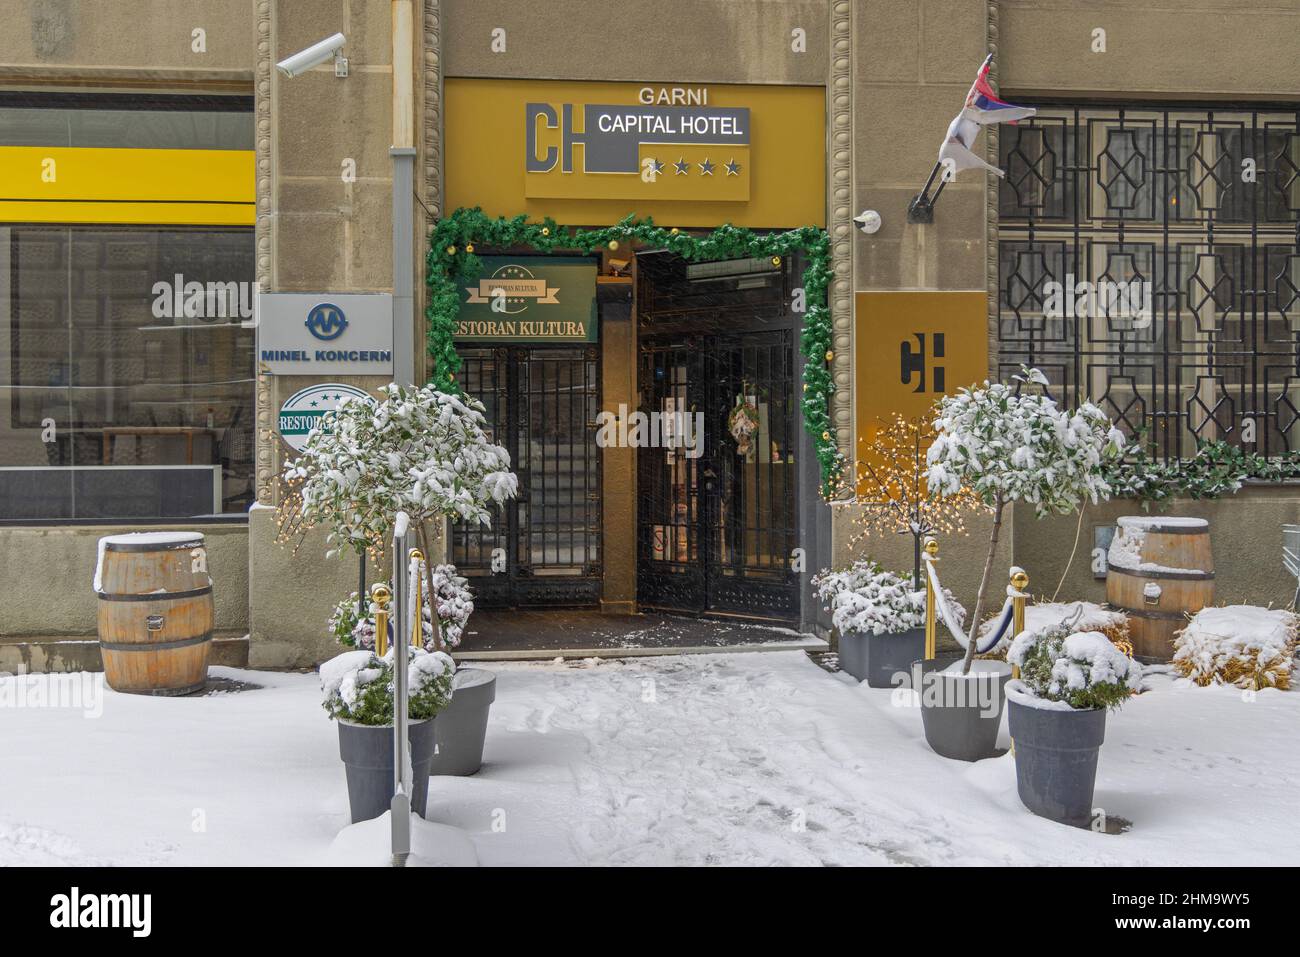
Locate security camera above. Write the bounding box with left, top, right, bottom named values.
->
left=854, top=209, right=882, bottom=235
left=276, top=33, right=347, bottom=78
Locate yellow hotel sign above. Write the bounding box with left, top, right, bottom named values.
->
left=446, top=79, right=825, bottom=228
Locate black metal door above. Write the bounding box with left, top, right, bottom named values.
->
left=451, top=346, right=602, bottom=607
left=637, top=330, right=799, bottom=621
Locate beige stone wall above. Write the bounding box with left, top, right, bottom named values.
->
left=0, top=0, right=253, bottom=87
left=442, top=0, right=827, bottom=83
left=1000, top=0, right=1300, bottom=100
left=0, top=523, right=249, bottom=638
left=853, top=0, right=991, bottom=294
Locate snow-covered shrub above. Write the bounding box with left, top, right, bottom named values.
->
left=813, top=560, right=965, bottom=636
left=925, top=367, right=1125, bottom=673
left=926, top=368, right=1124, bottom=517
left=328, top=563, right=475, bottom=651
left=978, top=600, right=1129, bottom=658
left=321, top=645, right=455, bottom=726
left=285, top=383, right=516, bottom=650
left=1008, top=623, right=1142, bottom=711
left=417, top=562, right=474, bottom=650
left=328, top=593, right=371, bottom=648
left=1173, top=605, right=1298, bottom=691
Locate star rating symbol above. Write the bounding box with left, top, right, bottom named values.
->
left=698, top=158, right=715, bottom=176
left=673, top=157, right=690, bottom=175
left=725, top=158, right=741, bottom=176
left=648, top=158, right=665, bottom=177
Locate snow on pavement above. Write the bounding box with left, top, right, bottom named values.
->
left=1, top=652, right=1297, bottom=866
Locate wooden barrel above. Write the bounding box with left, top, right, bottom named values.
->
left=1106, top=516, right=1214, bottom=663
left=95, top=532, right=213, bottom=696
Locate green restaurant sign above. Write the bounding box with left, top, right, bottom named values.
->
left=455, top=256, right=597, bottom=343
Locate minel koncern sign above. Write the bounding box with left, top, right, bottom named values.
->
left=257, top=292, right=394, bottom=374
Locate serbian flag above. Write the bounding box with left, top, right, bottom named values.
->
left=938, top=55, right=1036, bottom=179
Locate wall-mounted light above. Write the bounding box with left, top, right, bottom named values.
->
left=854, top=210, right=882, bottom=235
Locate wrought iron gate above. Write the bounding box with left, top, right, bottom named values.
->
left=635, top=253, right=800, bottom=621
left=998, top=103, right=1300, bottom=457
left=451, top=346, right=602, bottom=607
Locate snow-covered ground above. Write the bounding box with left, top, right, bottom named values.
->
left=1, top=652, right=1297, bottom=866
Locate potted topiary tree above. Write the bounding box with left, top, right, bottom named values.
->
left=813, top=560, right=965, bottom=688
left=321, top=635, right=457, bottom=823
left=921, top=367, right=1124, bottom=761
left=283, top=383, right=518, bottom=777
left=1006, top=619, right=1143, bottom=826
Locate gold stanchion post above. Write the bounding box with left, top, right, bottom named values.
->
left=923, top=538, right=939, bottom=660
left=371, top=583, right=391, bottom=657
left=1010, top=568, right=1028, bottom=679
left=409, top=548, right=425, bottom=649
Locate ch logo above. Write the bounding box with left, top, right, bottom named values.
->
left=305, top=302, right=348, bottom=341
left=901, top=332, right=945, bottom=393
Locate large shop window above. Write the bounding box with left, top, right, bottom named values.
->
left=997, top=105, right=1300, bottom=458
left=0, top=226, right=255, bottom=520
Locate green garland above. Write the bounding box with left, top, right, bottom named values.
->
left=1103, top=436, right=1300, bottom=508
left=426, top=208, right=844, bottom=494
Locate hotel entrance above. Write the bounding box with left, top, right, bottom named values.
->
left=635, top=252, right=800, bottom=622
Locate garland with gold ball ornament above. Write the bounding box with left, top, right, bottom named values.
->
left=427, top=208, right=844, bottom=495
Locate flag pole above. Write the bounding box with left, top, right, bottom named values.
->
left=908, top=165, right=941, bottom=224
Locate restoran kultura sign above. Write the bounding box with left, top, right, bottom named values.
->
left=455, top=256, right=597, bottom=343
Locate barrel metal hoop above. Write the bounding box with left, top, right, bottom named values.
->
left=1107, top=566, right=1215, bottom=582
left=99, top=632, right=213, bottom=652
left=97, top=585, right=213, bottom=602
left=103, top=539, right=205, bottom=552
left=111, top=682, right=208, bottom=697
left=1117, top=524, right=1209, bottom=535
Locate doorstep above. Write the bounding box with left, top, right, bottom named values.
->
left=452, top=610, right=828, bottom=661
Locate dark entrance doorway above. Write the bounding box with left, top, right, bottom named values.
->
left=635, top=252, right=800, bottom=622
left=451, top=345, right=603, bottom=607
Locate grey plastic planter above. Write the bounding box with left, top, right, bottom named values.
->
left=430, top=667, right=496, bottom=776
left=337, top=717, right=436, bottom=824
left=839, top=627, right=925, bottom=688
left=913, top=657, right=1011, bottom=762
left=1007, top=695, right=1107, bottom=827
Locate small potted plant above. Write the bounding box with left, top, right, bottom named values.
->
left=922, top=367, right=1124, bottom=761
left=328, top=561, right=493, bottom=775
left=1006, top=621, right=1142, bottom=826
left=321, top=637, right=456, bottom=824
left=814, top=560, right=965, bottom=688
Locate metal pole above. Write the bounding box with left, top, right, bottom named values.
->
left=390, top=511, right=412, bottom=865
left=392, top=147, right=416, bottom=386
left=391, top=0, right=416, bottom=386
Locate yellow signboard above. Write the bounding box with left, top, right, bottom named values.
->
left=446, top=79, right=825, bottom=228
left=0, top=146, right=254, bottom=226
left=854, top=291, right=989, bottom=449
